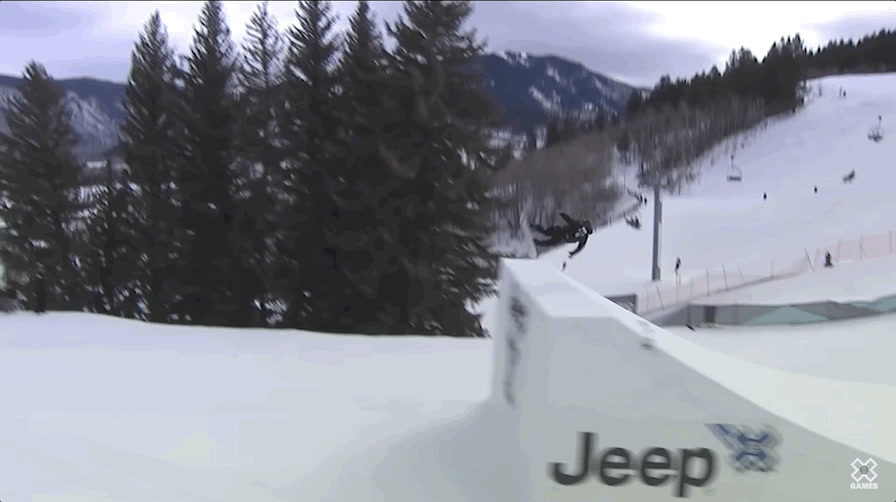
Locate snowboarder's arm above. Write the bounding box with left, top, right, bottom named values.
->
left=569, top=235, right=588, bottom=257
left=559, top=212, right=576, bottom=225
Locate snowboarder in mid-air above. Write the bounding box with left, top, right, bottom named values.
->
left=531, top=212, right=593, bottom=258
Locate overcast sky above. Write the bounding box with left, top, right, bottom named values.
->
left=1, top=1, right=895, bottom=88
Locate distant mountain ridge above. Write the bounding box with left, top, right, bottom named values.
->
left=479, top=51, right=640, bottom=132
left=0, top=73, right=124, bottom=159
left=0, top=51, right=639, bottom=159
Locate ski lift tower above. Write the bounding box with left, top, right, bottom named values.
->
left=638, top=160, right=692, bottom=282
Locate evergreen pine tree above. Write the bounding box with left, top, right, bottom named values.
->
left=80, top=161, right=141, bottom=317
left=328, top=0, right=402, bottom=333
left=279, top=0, right=344, bottom=331
left=380, top=0, right=506, bottom=336
left=0, top=62, right=84, bottom=311
left=120, top=11, right=183, bottom=322
left=235, top=0, right=287, bottom=326
left=174, top=0, right=251, bottom=326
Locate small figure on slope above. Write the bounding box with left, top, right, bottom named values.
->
left=675, top=257, right=682, bottom=285
left=531, top=212, right=593, bottom=258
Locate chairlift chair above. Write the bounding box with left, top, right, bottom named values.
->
left=868, top=116, right=884, bottom=142
left=726, top=155, right=742, bottom=182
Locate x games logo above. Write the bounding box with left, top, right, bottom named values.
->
left=850, top=457, right=879, bottom=490
left=706, top=424, right=780, bottom=472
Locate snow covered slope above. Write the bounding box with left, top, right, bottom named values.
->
left=692, top=253, right=896, bottom=305
left=668, top=312, right=896, bottom=385
left=0, top=312, right=493, bottom=501
left=540, top=73, right=896, bottom=307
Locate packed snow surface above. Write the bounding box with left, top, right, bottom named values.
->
left=0, top=313, right=503, bottom=502
left=691, top=252, right=896, bottom=305
left=669, top=312, right=896, bottom=386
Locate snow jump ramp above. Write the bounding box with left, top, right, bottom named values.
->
left=491, top=259, right=895, bottom=500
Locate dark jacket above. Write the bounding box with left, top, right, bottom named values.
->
left=559, top=213, right=590, bottom=257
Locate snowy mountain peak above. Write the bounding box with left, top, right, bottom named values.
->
left=476, top=52, right=641, bottom=133
left=0, top=74, right=123, bottom=160
left=498, top=50, right=531, bottom=66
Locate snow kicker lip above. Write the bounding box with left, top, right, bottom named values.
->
left=491, top=258, right=896, bottom=502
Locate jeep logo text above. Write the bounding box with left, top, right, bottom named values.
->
left=548, top=431, right=716, bottom=498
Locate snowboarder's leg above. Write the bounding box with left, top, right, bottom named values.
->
left=534, top=236, right=563, bottom=247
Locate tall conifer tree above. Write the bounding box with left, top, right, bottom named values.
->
left=380, top=1, right=506, bottom=336
left=120, top=11, right=183, bottom=322
left=0, top=62, right=84, bottom=311
left=280, top=0, right=343, bottom=330
left=175, top=0, right=251, bottom=326
left=235, top=1, right=287, bottom=326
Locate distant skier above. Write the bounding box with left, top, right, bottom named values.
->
left=824, top=251, right=834, bottom=268
left=531, top=212, right=593, bottom=258
left=814, top=186, right=818, bottom=193
left=675, top=257, right=682, bottom=284
left=763, top=192, right=767, bottom=200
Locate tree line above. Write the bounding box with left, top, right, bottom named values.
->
left=620, top=27, right=896, bottom=191
left=803, top=29, right=896, bottom=78
left=627, top=34, right=809, bottom=121
left=627, top=28, right=896, bottom=123
left=0, top=0, right=509, bottom=337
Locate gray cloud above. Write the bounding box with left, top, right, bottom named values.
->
left=0, top=1, right=135, bottom=78
left=808, top=10, right=896, bottom=46
left=469, top=1, right=727, bottom=87
left=0, top=1, right=91, bottom=37
left=1, top=1, right=893, bottom=89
